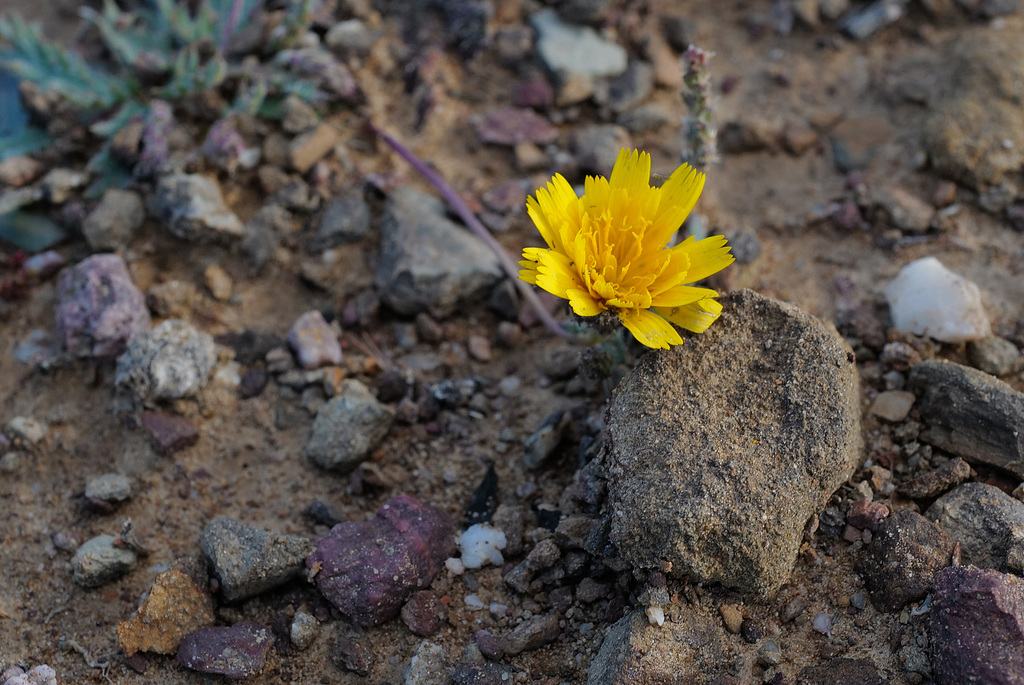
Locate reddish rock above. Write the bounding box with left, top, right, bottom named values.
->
left=931, top=566, right=1024, bottom=685
left=176, top=622, right=274, bottom=679
left=846, top=498, right=889, bottom=532
left=401, top=590, right=446, bottom=636
left=141, top=411, right=199, bottom=454
left=474, top=108, right=558, bottom=146
left=307, top=494, right=456, bottom=626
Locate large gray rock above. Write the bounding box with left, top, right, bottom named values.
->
left=374, top=188, right=502, bottom=318
left=908, top=360, right=1024, bottom=478
left=200, top=517, right=314, bottom=602
left=305, top=380, right=394, bottom=473
left=150, top=174, right=243, bottom=243
left=923, top=27, right=1024, bottom=190
left=601, top=289, right=862, bottom=596
left=927, top=482, right=1024, bottom=573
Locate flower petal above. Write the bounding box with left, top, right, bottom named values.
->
left=619, top=309, right=683, bottom=349
left=647, top=163, right=705, bottom=247
left=654, top=296, right=723, bottom=334
left=567, top=288, right=604, bottom=316
left=609, top=148, right=652, bottom=200
left=532, top=248, right=585, bottom=299
left=650, top=285, right=721, bottom=308
left=674, top=234, right=735, bottom=284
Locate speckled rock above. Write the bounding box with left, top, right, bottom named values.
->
left=586, top=609, right=725, bottom=684
left=117, top=569, right=214, bottom=656
left=927, top=482, right=1024, bottom=572
left=176, top=622, right=274, bottom=679
left=150, top=174, right=243, bottom=243
left=401, top=591, right=446, bottom=637
left=923, top=28, right=1024, bottom=189
left=307, top=494, right=456, bottom=626
left=501, top=613, right=561, bottom=656
left=930, top=566, right=1024, bottom=685
left=403, top=641, right=450, bottom=685
left=71, top=534, right=138, bottom=587
left=0, top=665, right=57, bottom=685
left=55, top=254, right=151, bottom=358
left=305, top=379, right=395, bottom=473
left=200, top=517, right=314, bottom=602
left=909, top=359, right=1024, bottom=478
left=601, top=289, right=862, bottom=596
left=375, top=188, right=503, bottom=318
left=115, top=319, right=217, bottom=406
left=899, top=457, right=972, bottom=499
left=967, top=337, right=1024, bottom=377
left=855, top=509, right=954, bottom=611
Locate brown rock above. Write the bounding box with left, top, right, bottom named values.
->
left=289, top=123, right=339, bottom=173
left=117, top=570, right=214, bottom=657
left=0, top=156, right=45, bottom=187
left=203, top=264, right=233, bottom=301
left=899, top=457, right=972, bottom=499
left=783, top=125, right=818, bottom=156
left=141, top=411, right=200, bottom=454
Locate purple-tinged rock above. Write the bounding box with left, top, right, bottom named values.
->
left=846, top=498, right=889, bottom=532
left=931, top=566, right=1024, bottom=685
left=473, top=629, right=504, bottom=661
left=55, top=254, right=151, bottom=358
left=176, top=622, right=274, bottom=679
left=401, top=590, right=446, bottom=636
left=141, top=411, right=199, bottom=454
left=474, top=108, right=558, bottom=147
left=287, top=311, right=342, bottom=370
left=855, top=509, right=954, bottom=612
left=331, top=632, right=369, bottom=675
left=307, top=494, right=456, bottom=626
left=513, top=81, right=555, bottom=109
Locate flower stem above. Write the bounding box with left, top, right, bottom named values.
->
left=370, top=124, right=573, bottom=340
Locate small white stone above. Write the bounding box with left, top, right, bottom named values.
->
left=464, top=594, right=485, bottom=610
left=445, top=557, right=465, bottom=575
left=646, top=606, right=665, bottom=627
left=885, top=257, right=991, bottom=342
left=458, top=523, right=507, bottom=569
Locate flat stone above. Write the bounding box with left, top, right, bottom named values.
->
left=289, top=123, right=339, bottom=173
left=473, top=108, right=558, bottom=147
left=200, top=517, right=314, bottom=602
left=869, top=390, right=916, bottom=422
left=307, top=494, right=456, bottom=626
left=71, top=534, right=138, bottom=588
left=176, top=622, right=274, bottom=679
left=586, top=609, right=724, bottom=684
left=287, top=310, right=342, bottom=370
left=141, top=411, right=199, bottom=454
left=885, top=257, right=991, bottom=343
left=930, top=566, right=1024, bottom=685
left=83, top=189, right=145, bottom=252
left=150, top=174, right=243, bottom=243
left=500, top=612, right=561, bottom=656
left=55, top=254, right=151, bottom=359
left=873, top=185, right=934, bottom=234
left=908, top=359, right=1024, bottom=478
left=374, top=188, right=502, bottom=319
left=305, top=379, right=394, bottom=473
left=601, top=290, right=862, bottom=596
left=926, top=482, right=1024, bottom=572
left=117, top=569, right=214, bottom=656
left=855, top=509, right=954, bottom=612
left=899, top=457, right=972, bottom=499
left=530, top=9, right=627, bottom=79
left=85, top=473, right=132, bottom=503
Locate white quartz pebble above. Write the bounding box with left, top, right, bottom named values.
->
left=885, top=257, right=991, bottom=342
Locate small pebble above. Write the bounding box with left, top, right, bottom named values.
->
left=812, top=611, right=833, bottom=636
left=720, top=604, right=744, bottom=633
left=85, top=473, right=132, bottom=503
left=290, top=611, right=319, bottom=650
left=287, top=310, right=342, bottom=370
left=71, top=534, right=138, bottom=587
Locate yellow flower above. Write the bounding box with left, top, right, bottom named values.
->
left=518, top=148, right=734, bottom=349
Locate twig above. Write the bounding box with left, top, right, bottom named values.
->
left=369, top=123, right=573, bottom=340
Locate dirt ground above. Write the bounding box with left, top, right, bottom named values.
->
left=2, top=0, right=1023, bottom=683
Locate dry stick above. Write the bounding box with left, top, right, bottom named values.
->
left=371, top=124, right=573, bottom=340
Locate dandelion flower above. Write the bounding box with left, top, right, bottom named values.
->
left=518, top=148, right=734, bottom=349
